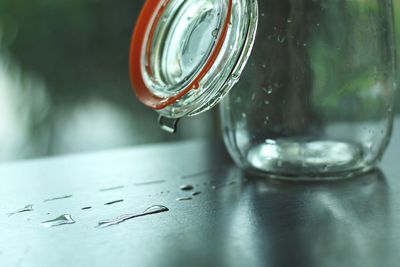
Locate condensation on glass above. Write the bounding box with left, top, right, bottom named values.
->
left=130, top=0, right=396, bottom=180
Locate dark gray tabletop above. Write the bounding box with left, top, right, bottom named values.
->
left=1, top=122, right=400, bottom=267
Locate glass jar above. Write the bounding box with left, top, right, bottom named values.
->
left=220, top=0, right=396, bottom=178
left=130, top=0, right=396, bottom=179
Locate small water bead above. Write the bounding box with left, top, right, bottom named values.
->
left=262, top=87, right=273, bottom=94
left=265, top=139, right=276, bottom=145
left=176, top=197, right=193, bottom=201
left=104, top=199, right=124, bottom=206
left=277, top=36, right=286, bottom=43
left=231, top=73, right=240, bottom=81
left=99, top=185, right=124, bottom=192
left=41, top=214, right=75, bottom=227
left=44, top=195, right=72, bottom=202
left=180, top=184, right=194, bottom=191
left=212, top=29, right=219, bottom=37
left=192, top=82, right=200, bottom=89
left=191, top=192, right=202, bottom=196
left=264, top=116, right=270, bottom=125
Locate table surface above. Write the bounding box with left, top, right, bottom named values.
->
left=1, top=123, right=400, bottom=267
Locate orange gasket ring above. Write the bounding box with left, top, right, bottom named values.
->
left=130, top=0, right=233, bottom=110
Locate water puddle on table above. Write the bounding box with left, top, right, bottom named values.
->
left=97, top=205, right=169, bottom=228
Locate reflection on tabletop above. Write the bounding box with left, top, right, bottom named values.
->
left=230, top=169, right=391, bottom=267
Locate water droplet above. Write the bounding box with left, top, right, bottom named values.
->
left=212, top=29, right=219, bottom=37
left=99, top=186, right=124, bottom=192
left=180, top=184, right=194, bottom=191
left=81, top=206, right=92, bottom=210
left=134, top=180, right=165, bottom=186
left=231, top=73, right=240, bottom=81
left=176, top=197, right=192, bottom=201
left=265, top=139, right=276, bottom=145
left=263, top=86, right=273, bottom=94
left=192, top=82, right=200, bottom=89
left=44, top=195, right=72, bottom=202
left=287, top=18, right=292, bottom=23
left=264, top=116, right=270, bottom=125
left=242, top=113, right=247, bottom=118
left=191, top=192, right=201, bottom=196
left=261, top=13, right=265, bottom=17
left=264, top=100, right=270, bottom=105
left=261, top=63, right=267, bottom=68
left=277, top=36, right=286, bottom=43
left=41, top=214, right=75, bottom=227
left=97, top=205, right=169, bottom=228
left=8, top=204, right=34, bottom=216
left=105, top=199, right=124, bottom=206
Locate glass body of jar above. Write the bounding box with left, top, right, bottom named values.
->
left=220, top=0, right=396, bottom=179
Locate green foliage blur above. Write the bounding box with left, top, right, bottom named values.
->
left=0, top=0, right=215, bottom=161
left=0, top=0, right=398, bottom=161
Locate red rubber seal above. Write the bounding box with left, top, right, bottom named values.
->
left=130, top=0, right=233, bottom=110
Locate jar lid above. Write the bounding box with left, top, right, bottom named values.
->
left=130, top=0, right=258, bottom=118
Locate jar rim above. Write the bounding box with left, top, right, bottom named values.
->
left=130, top=0, right=258, bottom=118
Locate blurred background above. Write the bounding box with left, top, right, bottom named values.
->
left=0, top=0, right=398, bottom=162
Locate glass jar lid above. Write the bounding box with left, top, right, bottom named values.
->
left=130, top=0, right=258, bottom=118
